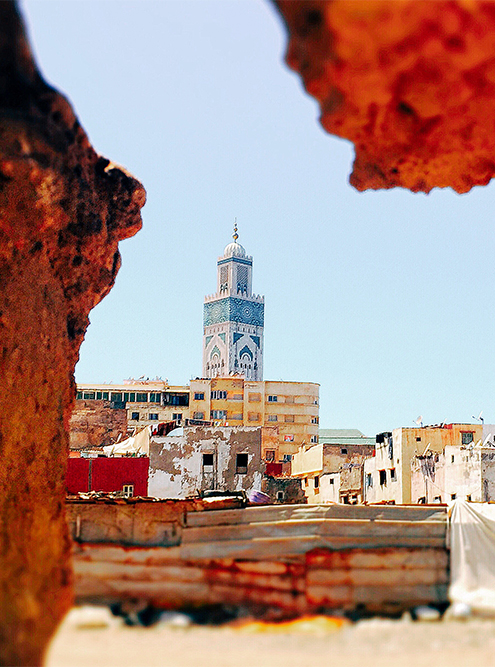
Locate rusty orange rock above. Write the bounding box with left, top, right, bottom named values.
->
left=0, top=3, right=144, bottom=664
left=274, top=0, right=495, bottom=193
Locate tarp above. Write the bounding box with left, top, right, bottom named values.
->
left=449, top=500, right=495, bottom=613
left=103, top=426, right=150, bottom=457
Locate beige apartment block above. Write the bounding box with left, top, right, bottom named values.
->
left=364, top=423, right=483, bottom=504
left=291, top=429, right=374, bottom=504
left=76, top=380, right=190, bottom=432
left=189, top=377, right=319, bottom=460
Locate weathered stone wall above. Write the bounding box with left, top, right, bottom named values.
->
left=0, top=3, right=145, bottom=664
left=274, top=0, right=495, bottom=193
left=69, top=399, right=128, bottom=449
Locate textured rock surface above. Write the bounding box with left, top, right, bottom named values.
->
left=0, top=3, right=145, bottom=664
left=274, top=0, right=495, bottom=193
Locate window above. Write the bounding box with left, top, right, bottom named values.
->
left=416, top=437, right=422, bottom=442
left=76, top=391, right=83, bottom=399
left=172, top=413, right=182, bottom=422
left=285, top=396, right=294, bottom=404
left=433, top=496, right=442, bottom=503
left=467, top=494, right=472, bottom=501
left=285, top=415, right=294, bottom=423
left=166, top=393, right=189, bottom=406
left=341, top=448, right=348, bottom=454
left=231, top=413, right=243, bottom=420
left=96, top=391, right=109, bottom=400
left=149, top=392, right=161, bottom=403
left=451, top=455, right=455, bottom=463
left=366, top=473, right=373, bottom=488
left=110, top=392, right=122, bottom=402
left=311, top=417, right=319, bottom=424
left=211, top=390, right=227, bottom=400
left=418, top=496, right=426, bottom=504
left=193, top=411, right=205, bottom=420
left=131, top=412, right=139, bottom=421
left=202, top=453, right=214, bottom=472
left=277, top=491, right=285, bottom=501
left=305, top=477, right=309, bottom=486
left=330, top=478, right=335, bottom=485
left=268, top=395, right=278, bottom=402
left=122, top=484, right=134, bottom=498
left=136, top=392, right=147, bottom=402
left=267, top=415, right=278, bottom=422
left=194, top=392, right=205, bottom=401
left=314, top=476, right=320, bottom=489
left=451, top=493, right=457, bottom=500
left=379, top=469, right=387, bottom=486
left=390, top=468, right=396, bottom=481
left=127, top=392, right=135, bottom=402
left=232, top=394, right=243, bottom=401
left=83, top=391, right=96, bottom=399
left=310, top=435, right=318, bottom=443
left=236, top=453, right=248, bottom=474
left=462, top=432, right=474, bottom=445
left=249, top=393, right=261, bottom=402
left=149, top=413, right=159, bottom=420
left=211, top=410, right=227, bottom=420
left=248, top=412, right=260, bottom=422
left=265, top=450, right=275, bottom=462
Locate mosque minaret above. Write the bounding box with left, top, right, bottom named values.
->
left=203, top=225, right=264, bottom=380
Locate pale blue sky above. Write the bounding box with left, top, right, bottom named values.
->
left=23, top=1, right=495, bottom=436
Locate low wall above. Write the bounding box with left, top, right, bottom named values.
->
left=67, top=501, right=449, bottom=617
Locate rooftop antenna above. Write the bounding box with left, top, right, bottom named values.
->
left=472, top=410, right=484, bottom=424
left=414, top=415, right=424, bottom=428
left=233, top=218, right=238, bottom=242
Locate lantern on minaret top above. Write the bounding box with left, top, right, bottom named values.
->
left=202, top=223, right=264, bottom=380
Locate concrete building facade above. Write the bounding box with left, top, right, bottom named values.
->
left=291, top=429, right=374, bottom=504
left=76, top=379, right=190, bottom=432
left=189, top=377, right=320, bottom=459
left=364, top=423, right=483, bottom=504
left=203, top=226, right=264, bottom=381
left=410, top=424, right=495, bottom=503
left=148, top=425, right=262, bottom=499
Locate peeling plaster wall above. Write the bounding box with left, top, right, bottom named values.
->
left=148, top=426, right=262, bottom=498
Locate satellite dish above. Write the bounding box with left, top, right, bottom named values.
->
left=472, top=411, right=484, bottom=424
left=414, top=416, right=424, bottom=427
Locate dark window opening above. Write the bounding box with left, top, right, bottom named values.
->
left=203, top=453, right=214, bottom=472
left=379, top=469, right=387, bottom=486
left=314, top=476, right=320, bottom=489
left=131, top=412, right=139, bottom=421
left=236, top=453, right=248, bottom=474
left=341, top=448, right=347, bottom=454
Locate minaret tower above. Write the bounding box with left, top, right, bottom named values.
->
left=203, top=224, right=264, bottom=380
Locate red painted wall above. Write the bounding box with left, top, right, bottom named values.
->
left=67, top=458, right=90, bottom=493
left=66, top=457, right=149, bottom=496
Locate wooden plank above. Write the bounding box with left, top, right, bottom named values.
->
left=72, top=544, right=182, bottom=565
left=180, top=535, right=445, bottom=560
left=73, top=560, right=206, bottom=583
left=181, top=519, right=445, bottom=545
left=307, top=583, right=449, bottom=607
left=306, top=548, right=449, bottom=570
left=186, top=504, right=447, bottom=528
left=306, top=567, right=448, bottom=587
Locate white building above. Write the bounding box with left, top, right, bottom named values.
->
left=203, top=225, right=264, bottom=380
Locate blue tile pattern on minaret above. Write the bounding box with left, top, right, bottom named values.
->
left=204, top=297, right=264, bottom=327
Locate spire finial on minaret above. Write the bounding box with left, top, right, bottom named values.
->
left=233, top=218, right=238, bottom=243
